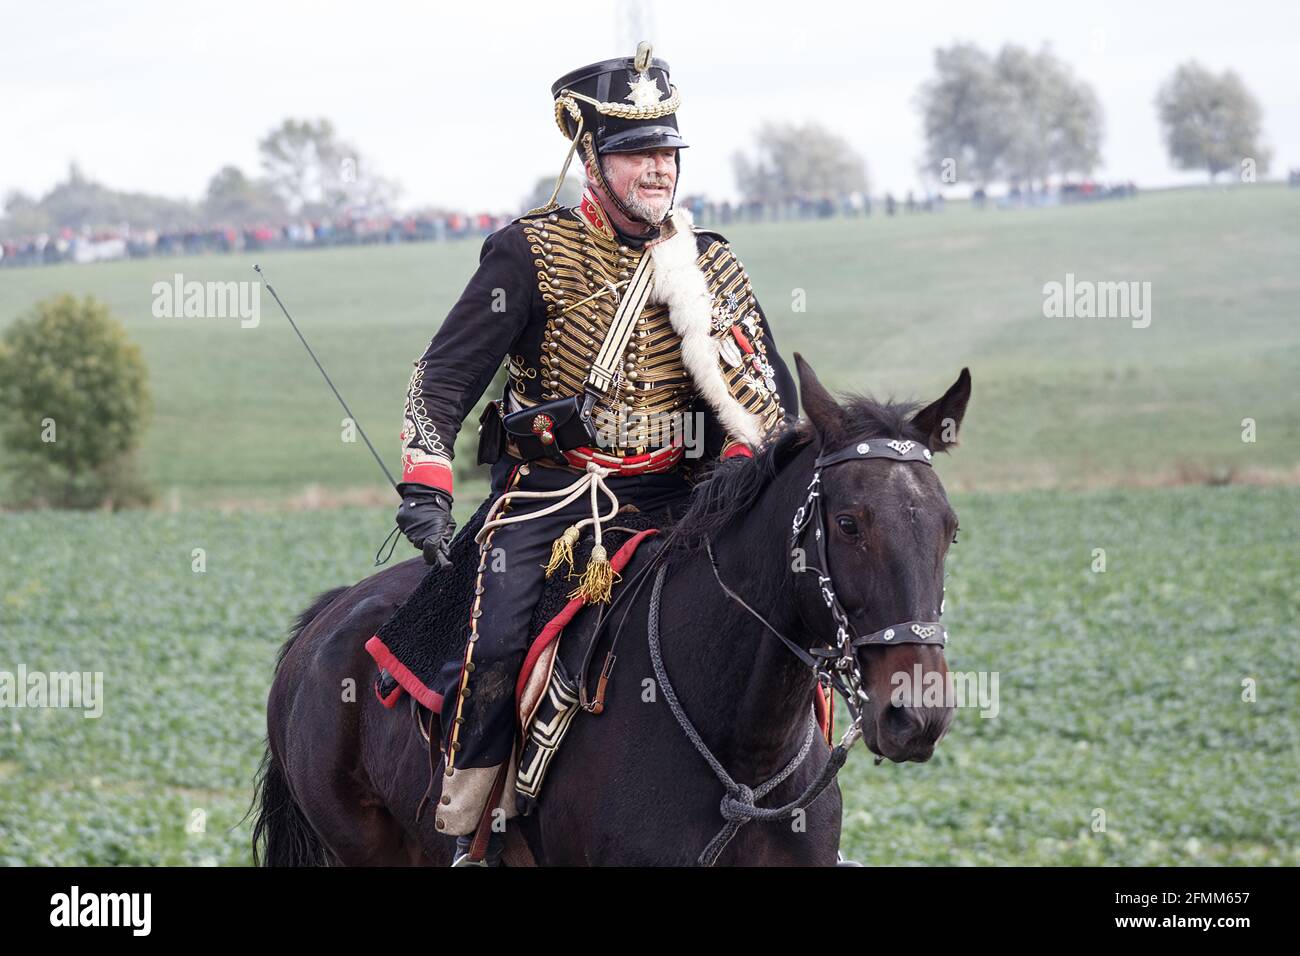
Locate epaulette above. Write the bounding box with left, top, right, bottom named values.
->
left=691, top=225, right=729, bottom=245
left=511, top=204, right=572, bottom=226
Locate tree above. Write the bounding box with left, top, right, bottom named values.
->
left=203, top=166, right=287, bottom=226
left=521, top=173, right=584, bottom=214
left=917, top=43, right=1103, bottom=191
left=732, top=122, right=869, bottom=206
left=258, top=118, right=400, bottom=217
left=0, top=295, right=154, bottom=509
left=1156, top=62, right=1270, bottom=181
left=916, top=43, right=1013, bottom=188
left=1, top=190, right=51, bottom=238
left=996, top=45, right=1103, bottom=189
left=2, top=163, right=199, bottom=237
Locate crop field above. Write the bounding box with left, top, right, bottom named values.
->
left=1, top=485, right=1295, bottom=865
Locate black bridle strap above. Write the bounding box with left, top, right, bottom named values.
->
left=851, top=621, right=947, bottom=647
left=702, top=434, right=952, bottom=722
left=704, top=539, right=822, bottom=671
left=815, top=438, right=934, bottom=469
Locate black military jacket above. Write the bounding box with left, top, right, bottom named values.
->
left=399, top=188, right=797, bottom=495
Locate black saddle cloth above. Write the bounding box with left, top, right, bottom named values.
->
left=370, top=496, right=673, bottom=709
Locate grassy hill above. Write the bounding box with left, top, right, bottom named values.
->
left=1, top=184, right=1296, bottom=511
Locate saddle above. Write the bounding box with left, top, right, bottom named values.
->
left=365, top=496, right=671, bottom=811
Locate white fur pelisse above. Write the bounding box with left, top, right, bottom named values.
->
left=647, top=206, right=765, bottom=448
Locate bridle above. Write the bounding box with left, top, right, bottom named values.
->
left=706, top=434, right=950, bottom=739
left=589, top=432, right=954, bottom=863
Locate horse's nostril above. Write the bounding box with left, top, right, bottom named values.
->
left=882, top=701, right=921, bottom=733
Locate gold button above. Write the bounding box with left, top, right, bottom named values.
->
left=436, top=818, right=446, bottom=830
left=441, top=795, right=452, bottom=805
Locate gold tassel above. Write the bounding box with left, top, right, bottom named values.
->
left=570, top=543, right=619, bottom=604
left=544, top=526, right=581, bottom=579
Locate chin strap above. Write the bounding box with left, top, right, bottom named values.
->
left=581, top=133, right=646, bottom=225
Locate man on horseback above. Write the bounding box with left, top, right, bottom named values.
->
left=393, top=43, right=797, bottom=865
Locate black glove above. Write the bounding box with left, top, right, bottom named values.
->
left=395, top=483, right=456, bottom=568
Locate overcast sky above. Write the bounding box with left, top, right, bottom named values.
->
left=3, top=0, right=1297, bottom=212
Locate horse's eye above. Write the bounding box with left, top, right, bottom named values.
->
left=836, top=516, right=860, bottom=537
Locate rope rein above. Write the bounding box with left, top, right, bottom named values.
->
left=647, top=564, right=854, bottom=866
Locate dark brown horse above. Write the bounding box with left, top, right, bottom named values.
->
left=252, top=356, right=970, bottom=865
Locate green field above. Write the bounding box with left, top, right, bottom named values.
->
left=1, top=185, right=1297, bottom=508
left=0, top=185, right=1297, bottom=866
left=0, top=486, right=1294, bottom=865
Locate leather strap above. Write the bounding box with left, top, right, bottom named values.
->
left=850, top=620, right=947, bottom=647
left=466, top=761, right=511, bottom=862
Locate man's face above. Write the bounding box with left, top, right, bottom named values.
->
left=596, top=147, right=678, bottom=224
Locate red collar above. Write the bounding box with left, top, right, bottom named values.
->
left=576, top=185, right=672, bottom=247
left=576, top=186, right=614, bottom=239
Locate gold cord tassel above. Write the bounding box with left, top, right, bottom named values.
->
left=544, top=525, right=582, bottom=579
left=570, top=543, right=619, bottom=604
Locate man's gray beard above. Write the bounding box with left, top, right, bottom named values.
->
left=620, top=184, right=671, bottom=224
left=598, top=160, right=672, bottom=223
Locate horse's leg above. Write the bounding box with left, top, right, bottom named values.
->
left=357, top=690, right=457, bottom=866
left=277, top=590, right=435, bottom=865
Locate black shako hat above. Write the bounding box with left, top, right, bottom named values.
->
left=550, top=42, right=688, bottom=153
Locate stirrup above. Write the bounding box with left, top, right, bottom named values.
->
left=451, top=832, right=504, bottom=867
left=835, top=849, right=864, bottom=867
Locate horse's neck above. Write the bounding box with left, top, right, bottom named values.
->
left=666, top=444, right=821, bottom=781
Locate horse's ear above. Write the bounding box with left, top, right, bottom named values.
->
left=795, top=353, right=848, bottom=443
left=912, top=368, right=971, bottom=452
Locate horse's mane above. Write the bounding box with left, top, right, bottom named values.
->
left=671, top=394, right=929, bottom=555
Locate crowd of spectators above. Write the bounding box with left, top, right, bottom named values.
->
left=3, top=181, right=1149, bottom=268
left=0, top=211, right=512, bottom=268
